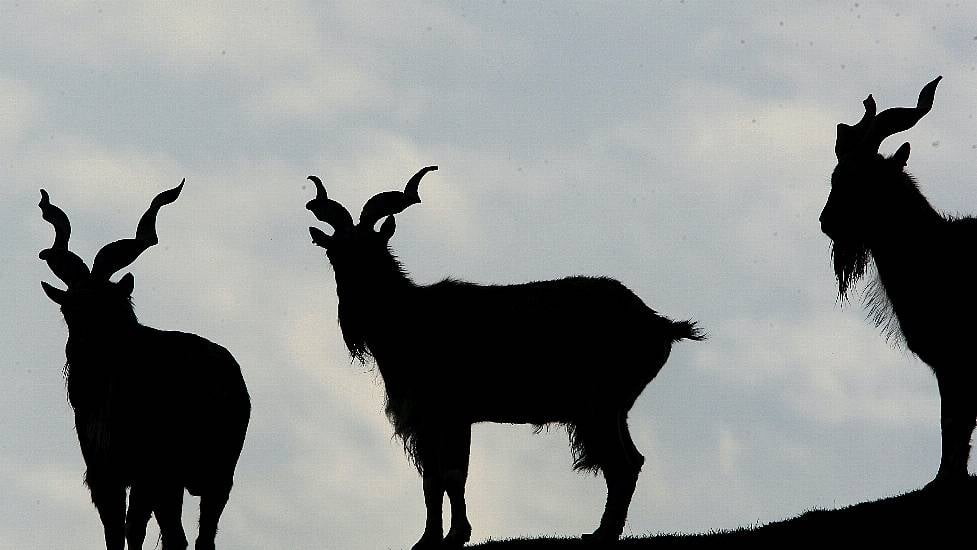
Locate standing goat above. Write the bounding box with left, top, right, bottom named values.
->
left=303, top=167, right=703, bottom=548
left=821, top=76, right=976, bottom=486
left=38, top=182, right=251, bottom=550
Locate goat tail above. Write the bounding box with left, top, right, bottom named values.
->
left=669, top=319, right=706, bottom=342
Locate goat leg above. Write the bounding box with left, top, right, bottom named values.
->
left=443, top=425, right=473, bottom=547
left=125, top=484, right=153, bottom=549
left=195, top=482, right=232, bottom=550
left=931, top=373, right=976, bottom=487
left=89, top=480, right=126, bottom=550
left=412, top=474, right=445, bottom=550
left=153, top=485, right=188, bottom=550
left=583, top=415, right=644, bottom=542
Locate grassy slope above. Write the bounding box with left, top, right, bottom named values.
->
left=468, top=476, right=976, bottom=548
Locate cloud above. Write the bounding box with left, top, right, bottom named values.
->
left=0, top=77, right=42, bottom=147
left=1, top=2, right=319, bottom=75
left=6, top=3, right=977, bottom=549
left=243, top=67, right=396, bottom=124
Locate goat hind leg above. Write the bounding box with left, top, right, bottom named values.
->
left=585, top=416, right=642, bottom=542
left=620, top=416, right=646, bottom=473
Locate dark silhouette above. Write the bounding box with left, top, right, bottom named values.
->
left=466, top=476, right=977, bottom=548
left=821, top=76, right=977, bottom=486
left=38, top=182, right=251, bottom=550
left=303, top=166, right=704, bottom=548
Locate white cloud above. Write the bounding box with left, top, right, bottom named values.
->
left=243, top=67, right=395, bottom=124
left=0, top=77, right=41, bottom=146
left=695, top=311, right=938, bottom=427
left=2, top=2, right=319, bottom=75
left=6, top=3, right=977, bottom=548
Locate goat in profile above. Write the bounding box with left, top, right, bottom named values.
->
left=821, top=76, right=977, bottom=487
left=303, top=166, right=704, bottom=548
left=38, top=182, right=251, bottom=550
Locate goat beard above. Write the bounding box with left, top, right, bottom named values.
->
left=831, top=238, right=871, bottom=301
left=336, top=300, right=371, bottom=362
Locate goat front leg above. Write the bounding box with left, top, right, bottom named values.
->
left=88, top=478, right=126, bottom=550
left=443, top=425, right=473, bottom=548
left=412, top=431, right=445, bottom=550
left=412, top=474, right=445, bottom=550
left=195, top=481, right=233, bottom=550
left=931, top=373, right=976, bottom=488
left=153, top=484, right=188, bottom=550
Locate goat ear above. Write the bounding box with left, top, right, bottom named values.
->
left=309, top=226, right=332, bottom=248
left=117, top=273, right=135, bottom=296
left=893, top=142, right=911, bottom=167
left=41, top=281, right=67, bottom=304
left=378, top=215, right=396, bottom=242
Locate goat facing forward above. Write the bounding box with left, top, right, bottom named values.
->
left=39, top=183, right=251, bottom=550
left=304, top=167, right=703, bottom=548
left=821, top=76, right=977, bottom=487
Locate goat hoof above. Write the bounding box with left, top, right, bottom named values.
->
left=925, top=473, right=968, bottom=494
left=581, top=527, right=621, bottom=545
left=443, top=523, right=472, bottom=547
left=411, top=532, right=444, bottom=550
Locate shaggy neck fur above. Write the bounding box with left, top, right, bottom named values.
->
left=836, top=170, right=945, bottom=341
left=332, top=246, right=415, bottom=363
left=330, top=245, right=427, bottom=466
left=63, top=301, right=140, bottom=411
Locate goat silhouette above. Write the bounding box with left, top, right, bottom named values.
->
left=39, top=182, right=251, bottom=550
left=304, top=167, right=704, bottom=548
left=821, top=76, right=977, bottom=487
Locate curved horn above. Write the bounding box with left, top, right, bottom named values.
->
left=38, top=190, right=91, bottom=286
left=837, top=77, right=941, bottom=159
left=305, top=176, right=353, bottom=232
left=39, top=190, right=70, bottom=250
left=835, top=94, right=876, bottom=159
left=90, top=180, right=185, bottom=281
left=864, top=76, right=941, bottom=153
left=359, top=165, right=437, bottom=229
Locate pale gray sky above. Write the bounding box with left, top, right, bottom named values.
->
left=2, top=1, right=976, bottom=548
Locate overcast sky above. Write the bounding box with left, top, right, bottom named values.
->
left=2, top=1, right=976, bottom=548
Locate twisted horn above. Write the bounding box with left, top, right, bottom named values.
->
left=835, top=94, right=876, bottom=159
left=90, top=180, right=185, bottom=281
left=38, top=189, right=91, bottom=286
left=305, top=176, right=353, bottom=232
left=359, top=166, right=437, bottom=229
left=835, top=76, right=941, bottom=159
left=864, top=76, right=941, bottom=153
